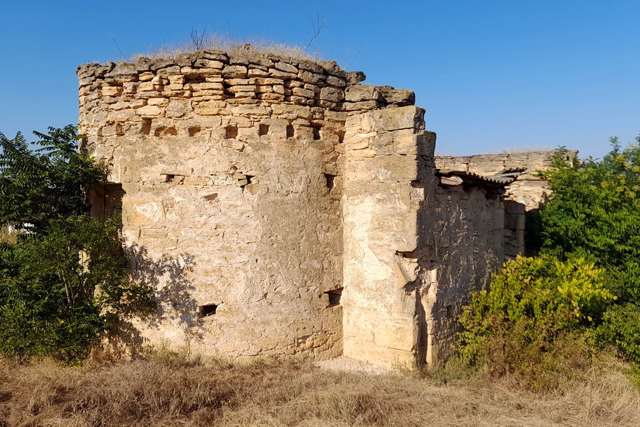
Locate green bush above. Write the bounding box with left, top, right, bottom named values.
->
left=457, top=255, right=614, bottom=390
left=0, top=127, right=156, bottom=360
left=536, top=140, right=640, bottom=363
left=457, top=140, right=640, bottom=385
left=0, top=218, right=156, bottom=360
left=596, top=304, right=640, bottom=364
left=540, top=141, right=640, bottom=303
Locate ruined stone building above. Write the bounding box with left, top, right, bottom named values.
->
left=77, top=50, right=562, bottom=368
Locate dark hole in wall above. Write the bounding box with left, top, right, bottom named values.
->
left=225, top=125, right=238, bottom=139
left=325, top=288, right=343, bottom=307
left=525, top=208, right=542, bottom=256
left=240, top=175, right=255, bottom=191
left=141, top=118, right=152, bottom=135
left=286, top=124, right=295, bottom=138
left=198, top=303, right=218, bottom=318
left=337, top=130, right=345, bottom=144
left=188, top=126, right=201, bottom=137
left=165, top=174, right=176, bottom=183
left=223, top=81, right=235, bottom=98
left=185, top=74, right=206, bottom=84
left=312, top=124, right=322, bottom=140
left=155, top=126, right=177, bottom=137
left=445, top=305, right=453, bottom=317
left=258, top=124, right=269, bottom=136
left=324, top=173, right=336, bottom=191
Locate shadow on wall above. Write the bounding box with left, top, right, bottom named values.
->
left=90, top=183, right=203, bottom=357
left=395, top=152, right=435, bottom=368
left=104, top=244, right=203, bottom=357
left=407, top=155, right=516, bottom=368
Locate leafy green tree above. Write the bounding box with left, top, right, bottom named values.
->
left=0, top=127, right=156, bottom=360
left=537, top=140, right=640, bottom=363
left=456, top=139, right=640, bottom=385
left=540, top=139, right=640, bottom=302
left=0, top=126, right=105, bottom=233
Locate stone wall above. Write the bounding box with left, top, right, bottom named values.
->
left=423, top=180, right=505, bottom=364
left=436, top=151, right=577, bottom=257
left=77, top=50, right=414, bottom=360
left=435, top=151, right=576, bottom=210
left=78, top=49, right=517, bottom=368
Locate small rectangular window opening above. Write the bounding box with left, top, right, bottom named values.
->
left=324, top=173, right=336, bottom=191
left=258, top=124, right=269, bottom=136
left=185, top=74, right=206, bottom=84
left=141, top=118, right=152, bottom=135
left=225, top=125, right=238, bottom=139
left=312, top=124, right=322, bottom=140
left=286, top=124, right=295, bottom=138
left=198, top=303, right=218, bottom=318
left=325, top=288, right=343, bottom=307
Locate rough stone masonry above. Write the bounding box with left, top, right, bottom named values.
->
left=78, top=49, right=560, bottom=368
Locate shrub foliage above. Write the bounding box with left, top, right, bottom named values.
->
left=458, top=255, right=613, bottom=390
left=0, top=127, right=156, bottom=360
left=457, top=138, right=640, bottom=387
left=541, top=140, right=640, bottom=303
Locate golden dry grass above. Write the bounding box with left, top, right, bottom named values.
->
left=0, top=352, right=639, bottom=427
left=134, top=35, right=318, bottom=62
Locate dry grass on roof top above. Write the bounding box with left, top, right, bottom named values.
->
left=133, top=35, right=321, bottom=63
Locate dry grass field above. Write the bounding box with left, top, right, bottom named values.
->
left=1, top=352, right=639, bottom=427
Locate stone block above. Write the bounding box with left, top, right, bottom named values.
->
left=222, top=65, right=248, bottom=78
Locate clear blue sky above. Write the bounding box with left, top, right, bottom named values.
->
left=1, top=0, right=638, bottom=158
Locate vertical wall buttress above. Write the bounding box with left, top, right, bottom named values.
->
left=341, top=105, right=436, bottom=368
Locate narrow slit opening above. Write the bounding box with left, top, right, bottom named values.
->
left=312, top=124, right=322, bottom=140
left=324, top=173, right=336, bottom=191
left=141, top=118, right=152, bottom=135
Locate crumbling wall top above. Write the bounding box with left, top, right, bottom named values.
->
left=435, top=150, right=577, bottom=177
left=77, top=49, right=366, bottom=85
left=77, top=49, right=417, bottom=138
